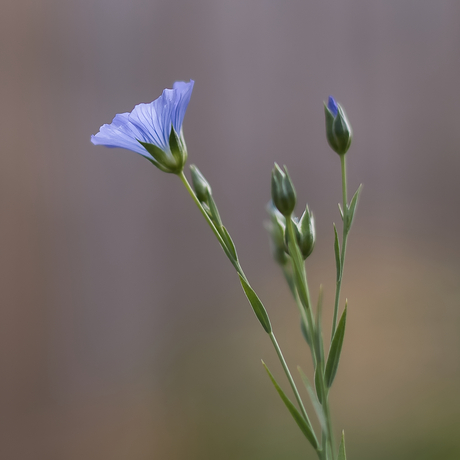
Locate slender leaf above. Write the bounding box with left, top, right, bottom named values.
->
left=300, top=317, right=312, bottom=347
left=325, top=304, right=347, bottom=388
left=314, top=363, right=326, bottom=406
left=262, top=361, right=319, bottom=450
left=220, top=225, right=238, bottom=261
left=314, top=286, right=325, bottom=366
left=298, top=366, right=327, bottom=434
left=337, top=431, right=347, bottom=460
left=207, top=193, right=223, bottom=228
left=239, top=275, right=272, bottom=333
left=346, top=184, right=362, bottom=232
left=333, top=224, right=341, bottom=282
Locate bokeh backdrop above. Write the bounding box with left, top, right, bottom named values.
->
left=1, top=1, right=460, bottom=459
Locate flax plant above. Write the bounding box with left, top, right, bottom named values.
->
left=92, top=82, right=362, bottom=460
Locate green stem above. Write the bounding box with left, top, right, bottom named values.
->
left=179, top=171, right=247, bottom=281
left=323, top=395, right=336, bottom=460
left=331, top=155, right=348, bottom=340
left=180, top=170, right=316, bottom=452
left=269, top=332, right=316, bottom=441
left=285, top=219, right=319, bottom=378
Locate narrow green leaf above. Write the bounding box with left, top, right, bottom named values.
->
left=346, top=184, right=362, bottom=232
left=239, top=275, right=271, bottom=333
left=207, top=193, right=223, bottom=228
left=337, top=431, right=347, bottom=460
left=314, top=286, right=325, bottom=366
left=298, top=366, right=327, bottom=434
left=220, top=226, right=238, bottom=261
left=262, top=361, right=319, bottom=450
left=314, top=363, right=326, bottom=406
left=333, top=224, right=341, bottom=282
left=325, top=304, right=347, bottom=388
left=300, top=317, right=312, bottom=347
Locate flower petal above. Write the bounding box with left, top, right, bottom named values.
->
left=91, top=113, right=153, bottom=158
left=327, top=96, right=339, bottom=117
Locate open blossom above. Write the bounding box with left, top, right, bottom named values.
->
left=91, top=80, right=194, bottom=173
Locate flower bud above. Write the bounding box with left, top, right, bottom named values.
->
left=271, top=163, right=296, bottom=217
left=190, top=165, right=211, bottom=204
left=265, top=201, right=288, bottom=265
left=324, top=96, right=352, bottom=156
left=284, top=206, right=315, bottom=260
left=297, top=205, right=315, bottom=259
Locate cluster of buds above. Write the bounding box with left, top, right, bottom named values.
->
left=268, top=163, right=316, bottom=264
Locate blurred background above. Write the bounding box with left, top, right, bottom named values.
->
left=1, top=0, right=460, bottom=459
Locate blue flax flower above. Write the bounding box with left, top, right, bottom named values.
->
left=91, top=80, right=194, bottom=174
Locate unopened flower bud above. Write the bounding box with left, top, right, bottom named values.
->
left=324, top=96, right=352, bottom=156
left=271, top=163, right=296, bottom=217
left=284, top=206, right=316, bottom=260
left=265, top=201, right=288, bottom=265
left=190, top=165, right=211, bottom=204
left=297, top=205, right=315, bottom=259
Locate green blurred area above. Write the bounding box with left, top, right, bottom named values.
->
left=1, top=0, right=460, bottom=459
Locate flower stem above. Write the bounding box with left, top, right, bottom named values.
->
left=331, top=155, right=348, bottom=339
left=179, top=170, right=316, bottom=450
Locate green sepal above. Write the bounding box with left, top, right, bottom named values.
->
left=298, top=366, right=327, bottom=434
left=220, top=225, right=238, bottom=262
left=169, top=125, right=187, bottom=170
left=262, top=361, right=319, bottom=450
left=325, top=304, right=347, bottom=388
left=337, top=431, right=347, bottom=460
left=346, top=184, right=362, bottom=232
left=138, top=141, right=179, bottom=174
left=239, top=275, right=271, bottom=333
left=333, top=107, right=352, bottom=155
left=333, top=224, right=341, bottom=282
left=324, top=104, right=340, bottom=154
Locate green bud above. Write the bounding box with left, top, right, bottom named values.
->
left=324, top=96, right=352, bottom=156
left=190, top=165, right=211, bottom=204
left=284, top=206, right=315, bottom=260
left=297, top=205, right=315, bottom=259
left=271, top=163, right=296, bottom=217
left=265, top=201, right=288, bottom=265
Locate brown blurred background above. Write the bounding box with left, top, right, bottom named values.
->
left=1, top=0, right=460, bottom=459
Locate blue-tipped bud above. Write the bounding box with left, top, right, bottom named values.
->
left=265, top=201, right=288, bottom=265
left=271, top=163, right=296, bottom=217
left=190, top=164, right=211, bottom=204
left=324, top=96, right=352, bottom=156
